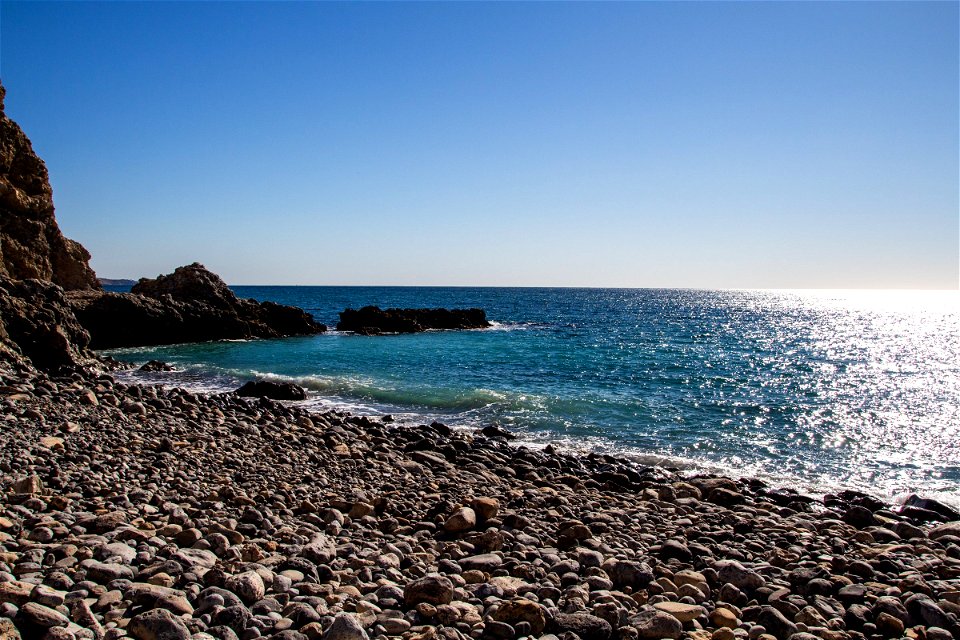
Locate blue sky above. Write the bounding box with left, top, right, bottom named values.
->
left=1, top=1, right=957, bottom=288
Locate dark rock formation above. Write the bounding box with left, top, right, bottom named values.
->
left=337, top=306, right=490, bottom=334
left=0, top=276, right=94, bottom=370
left=68, top=263, right=326, bottom=349
left=235, top=380, right=307, bottom=401
left=139, top=360, right=175, bottom=372
left=0, top=81, right=99, bottom=290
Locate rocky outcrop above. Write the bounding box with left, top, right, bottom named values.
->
left=0, top=276, right=94, bottom=370
left=0, top=81, right=326, bottom=367
left=0, top=81, right=99, bottom=290
left=68, top=263, right=326, bottom=349
left=337, top=306, right=490, bottom=334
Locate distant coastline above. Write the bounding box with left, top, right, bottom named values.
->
left=97, top=277, right=136, bottom=286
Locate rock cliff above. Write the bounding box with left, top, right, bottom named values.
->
left=0, top=82, right=325, bottom=368
left=0, top=276, right=96, bottom=370
left=0, top=81, right=99, bottom=290
left=68, top=263, right=326, bottom=349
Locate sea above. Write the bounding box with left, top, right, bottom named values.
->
left=102, top=286, right=960, bottom=509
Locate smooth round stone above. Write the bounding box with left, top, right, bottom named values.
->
left=18, top=602, right=70, bottom=628
left=709, top=608, right=738, bottom=629
left=653, top=602, right=705, bottom=623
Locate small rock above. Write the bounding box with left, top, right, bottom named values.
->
left=631, top=608, right=682, bottom=640
left=404, top=574, right=454, bottom=606
left=322, top=614, right=368, bottom=640
left=11, top=475, right=42, bottom=494
left=709, top=608, right=738, bottom=629
left=552, top=612, right=612, bottom=640
left=17, top=603, right=70, bottom=628
left=653, top=602, right=705, bottom=623
left=224, top=571, right=265, bottom=604
left=471, top=497, right=500, bottom=521
left=460, top=554, right=503, bottom=572
left=444, top=507, right=477, bottom=532
left=715, top=560, right=765, bottom=591
left=128, top=608, right=191, bottom=640
left=492, top=599, right=547, bottom=635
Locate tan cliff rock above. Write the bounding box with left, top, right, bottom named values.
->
left=0, top=80, right=324, bottom=370
left=0, top=81, right=100, bottom=290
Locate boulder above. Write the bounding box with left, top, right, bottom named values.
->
left=235, top=381, right=307, bottom=401
left=902, top=494, right=960, bottom=523
left=139, top=360, right=175, bottom=372
left=0, top=276, right=94, bottom=370
left=337, top=306, right=490, bottom=334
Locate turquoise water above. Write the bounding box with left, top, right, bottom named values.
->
left=105, top=287, right=960, bottom=506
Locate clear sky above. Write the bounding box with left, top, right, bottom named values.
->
left=1, top=1, right=957, bottom=288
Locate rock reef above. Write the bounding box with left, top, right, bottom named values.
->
left=67, top=264, right=326, bottom=349
left=337, top=307, right=490, bottom=335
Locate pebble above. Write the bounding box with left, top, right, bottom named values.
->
left=128, top=609, right=191, bottom=640
left=0, top=366, right=956, bottom=640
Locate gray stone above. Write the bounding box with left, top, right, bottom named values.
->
left=171, top=549, right=218, bottom=572
left=224, top=571, right=265, bottom=605
left=82, top=560, right=135, bottom=583
left=630, top=608, right=682, bottom=640
left=128, top=608, right=191, bottom=640
left=459, top=554, right=503, bottom=572
left=17, top=603, right=70, bottom=628
left=552, top=612, right=612, bottom=640
left=757, top=606, right=798, bottom=639
left=715, top=560, right=765, bottom=591
left=404, top=574, right=454, bottom=606
left=609, top=560, right=654, bottom=590
left=322, top=614, right=368, bottom=640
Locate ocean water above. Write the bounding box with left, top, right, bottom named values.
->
left=104, top=287, right=960, bottom=507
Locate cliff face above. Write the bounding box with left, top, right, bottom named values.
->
left=0, top=83, right=325, bottom=370
left=0, top=82, right=100, bottom=290
left=0, top=276, right=94, bottom=370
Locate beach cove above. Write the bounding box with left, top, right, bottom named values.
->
left=1, top=5, right=959, bottom=634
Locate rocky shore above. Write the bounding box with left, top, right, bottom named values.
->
left=2, top=364, right=959, bottom=640
left=1, top=76, right=958, bottom=640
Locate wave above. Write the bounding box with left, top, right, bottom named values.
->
left=246, top=369, right=549, bottom=413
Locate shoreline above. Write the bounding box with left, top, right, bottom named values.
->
left=2, top=364, right=959, bottom=640
left=107, top=362, right=960, bottom=515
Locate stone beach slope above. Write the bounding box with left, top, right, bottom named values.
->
left=2, top=366, right=960, bottom=640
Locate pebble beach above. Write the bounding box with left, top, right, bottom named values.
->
left=2, top=365, right=959, bottom=640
